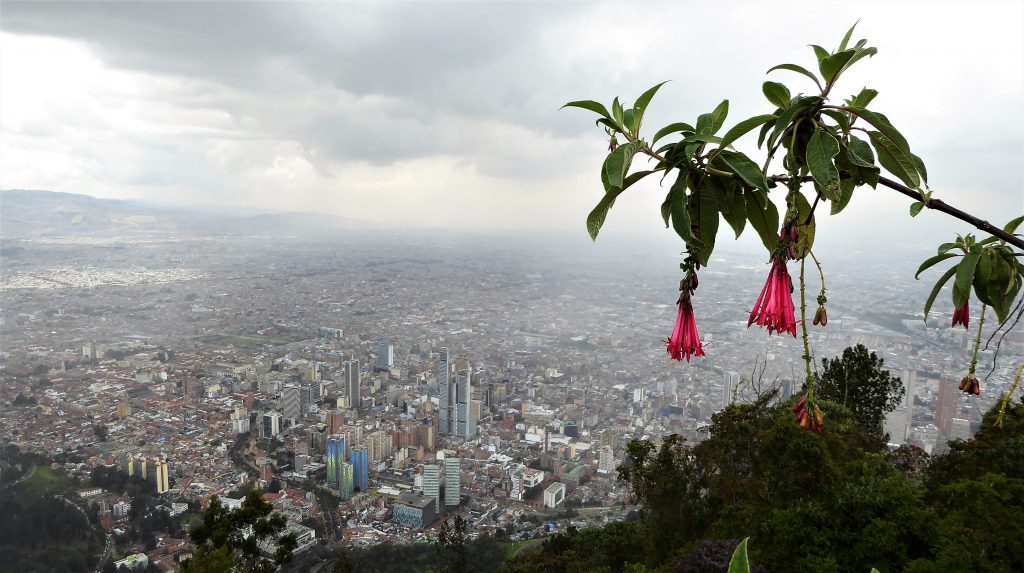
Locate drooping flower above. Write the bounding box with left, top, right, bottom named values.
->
left=952, top=301, right=970, bottom=330
left=666, top=297, right=705, bottom=362
left=958, top=374, right=981, bottom=396
left=792, top=395, right=823, bottom=433
left=748, top=256, right=797, bottom=336
left=813, top=305, right=828, bottom=326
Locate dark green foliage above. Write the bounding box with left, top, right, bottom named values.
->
left=287, top=536, right=506, bottom=573
left=815, top=344, right=904, bottom=433
left=183, top=489, right=298, bottom=573
left=500, top=522, right=647, bottom=573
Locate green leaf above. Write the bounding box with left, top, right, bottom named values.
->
left=612, top=97, right=624, bottom=127
left=1004, top=215, right=1024, bottom=235
left=846, top=135, right=875, bottom=167
left=632, top=81, right=669, bottom=134
left=793, top=192, right=816, bottom=258
left=915, top=252, right=959, bottom=279
left=838, top=20, right=860, bottom=52
left=669, top=173, right=692, bottom=241
left=623, top=109, right=637, bottom=134
left=820, top=49, right=856, bottom=83
left=923, top=265, right=958, bottom=323
left=762, top=82, right=791, bottom=109
left=757, top=118, right=776, bottom=148
left=868, top=130, right=921, bottom=189
left=909, top=201, right=925, bottom=217
left=768, top=97, right=818, bottom=151
left=745, top=189, right=780, bottom=251
left=810, top=44, right=830, bottom=63
left=689, top=181, right=721, bottom=266
left=652, top=122, right=695, bottom=145
left=561, top=100, right=611, bottom=119
left=838, top=46, right=878, bottom=75
left=587, top=170, right=655, bottom=241
left=709, top=99, right=729, bottom=135
left=849, top=88, right=878, bottom=108
left=821, top=109, right=850, bottom=137
left=766, top=63, right=823, bottom=92
left=859, top=166, right=880, bottom=189
left=846, top=106, right=911, bottom=154
left=602, top=141, right=644, bottom=190
left=718, top=150, right=769, bottom=191
left=831, top=177, right=855, bottom=215
left=727, top=538, right=751, bottom=573
left=806, top=129, right=841, bottom=198
left=722, top=188, right=747, bottom=238
left=937, top=242, right=959, bottom=255
left=711, top=114, right=778, bottom=161
left=681, top=134, right=725, bottom=145
left=954, top=245, right=983, bottom=305
left=912, top=153, right=929, bottom=185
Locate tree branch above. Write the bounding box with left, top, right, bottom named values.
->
left=770, top=175, right=1024, bottom=250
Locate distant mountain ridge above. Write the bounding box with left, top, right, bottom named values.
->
left=0, top=189, right=379, bottom=238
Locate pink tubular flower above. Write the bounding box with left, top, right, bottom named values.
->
left=748, top=256, right=797, bottom=336
left=952, top=301, right=969, bottom=330
left=666, top=298, right=705, bottom=362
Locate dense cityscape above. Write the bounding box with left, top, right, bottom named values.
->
left=2, top=190, right=1021, bottom=571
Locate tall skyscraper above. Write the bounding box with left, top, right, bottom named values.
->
left=262, top=411, right=282, bottom=438
left=443, top=456, right=461, bottom=506
left=437, top=349, right=451, bottom=434
left=344, top=360, right=361, bottom=410
left=326, top=435, right=345, bottom=488
left=338, top=461, right=354, bottom=500
left=351, top=446, right=369, bottom=492
left=935, top=374, right=960, bottom=438
left=377, top=341, right=394, bottom=369
left=154, top=459, right=170, bottom=494
left=422, top=463, right=441, bottom=511
left=281, top=384, right=301, bottom=420
left=722, top=371, right=739, bottom=409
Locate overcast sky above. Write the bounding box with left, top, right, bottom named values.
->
left=1, top=0, right=1021, bottom=253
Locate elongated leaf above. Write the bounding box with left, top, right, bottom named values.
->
left=820, top=49, right=856, bottom=83
left=670, top=174, right=692, bottom=241
left=709, top=100, right=729, bottom=135
left=757, top=118, right=776, bottom=148
left=623, top=109, right=638, bottom=134
left=847, top=135, right=875, bottom=167
left=937, top=242, right=959, bottom=255
left=696, top=113, right=712, bottom=136
left=806, top=129, right=841, bottom=198
left=838, top=47, right=877, bottom=76
left=1004, top=215, right=1024, bottom=235
left=561, top=100, right=611, bottom=119
left=587, top=194, right=616, bottom=240
left=768, top=97, right=818, bottom=151
left=767, top=63, right=823, bottom=91
left=954, top=245, right=983, bottom=305
left=745, top=189, right=780, bottom=251
left=849, top=88, right=878, bottom=108
left=632, top=81, right=668, bottom=134
left=711, top=114, right=778, bottom=161
left=821, top=109, right=850, bottom=137
left=681, top=134, right=725, bottom=145
left=762, top=82, right=791, bottom=109
left=846, top=106, right=911, bottom=153
left=868, top=130, right=921, bottom=189
left=612, top=97, right=624, bottom=127
left=838, top=20, right=860, bottom=52
left=793, top=191, right=816, bottom=258
left=923, top=265, right=958, bottom=323
left=727, top=538, right=751, bottom=573
left=719, top=150, right=769, bottom=191
left=831, top=177, right=855, bottom=215
left=912, top=153, right=929, bottom=185
left=859, top=165, right=880, bottom=188
left=689, top=181, right=721, bottom=266
left=916, top=252, right=959, bottom=279
left=722, top=188, right=747, bottom=238
left=810, top=44, right=830, bottom=63
left=603, top=141, right=644, bottom=190
left=652, top=122, right=695, bottom=145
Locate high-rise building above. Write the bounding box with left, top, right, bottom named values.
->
left=326, top=435, right=345, bottom=488
left=154, top=459, right=170, bottom=494
left=422, top=463, right=441, bottom=511
left=338, top=461, right=354, bottom=500
left=351, top=446, right=369, bottom=492
left=231, top=407, right=250, bottom=434
left=262, top=411, right=282, bottom=438
left=344, top=360, right=361, bottom=410
left=377, top=341, right=394, bottom=369
left=935, top=374, right=960, bottom=438
left=598, top=446, right=615, bottom=474
left=723, top=371, right=739, bottom=408
left=437, top=349, right=451, bottom=434
left=281, top=384, right=301, bottom=421
left=443, top=456, right=461, bottom=506
left=325, top=409, right=344, bottom=436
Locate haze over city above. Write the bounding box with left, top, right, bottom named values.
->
left=2, top=2, right=1023, bottom=573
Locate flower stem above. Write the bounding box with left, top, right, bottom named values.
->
left=808, top=249, right=826, bottom=295
left=969, top=304, right=988, bottom=376
left=996, top=362, right=1024, bottom=428
left=800, top=256, right=814, bottom=398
